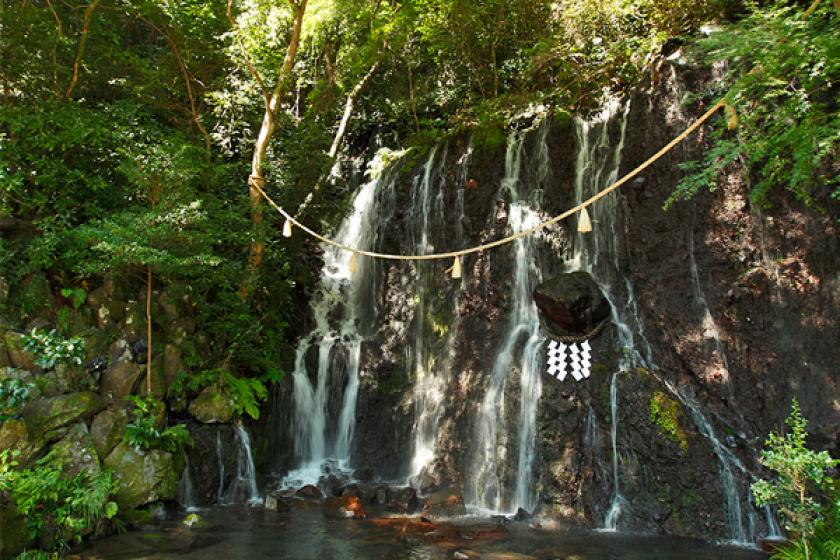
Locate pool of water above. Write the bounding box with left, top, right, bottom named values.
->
left=82, top=504, right=767, bottom=560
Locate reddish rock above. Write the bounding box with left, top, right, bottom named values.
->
left=325, top=495, right=366, bottom=519
left=295, top=485, right=323, bottom=499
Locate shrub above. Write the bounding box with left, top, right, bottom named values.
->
left=19, top=328, right=85, bottom=371
left=0, top=450, right=119, bottom=551
left=0, top=377, right=33, bottom=421
left=123, top=395, right=191, bottom=454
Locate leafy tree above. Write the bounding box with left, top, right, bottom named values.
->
left=752, top=399, right=839, bottom=560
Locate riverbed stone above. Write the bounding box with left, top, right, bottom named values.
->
left=188, top=386, right=235, bottom=424
left=422, top=487, right=466, bottom=518
left=91, top=407, right=129, bottom=458
left=104, top=441, right=178, bottom=510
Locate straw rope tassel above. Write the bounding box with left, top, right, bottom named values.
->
left=282, top=219, right=293, bottom=238
left=451, top=256, right=462, bottom=279
left=348, top=253, right=359, bottom=273
left=577, top=207, right=592, bottom=233
left=724, top=103, right=738, bottom=130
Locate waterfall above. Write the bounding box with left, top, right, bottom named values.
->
left=408, top=141, right=470, bottom=485
left=284, top=151, right=396, bottom=486
left=568, top=99, right=636, bottom=530
left=223, top=423, right=261, bottom=506
left=216, top=431, right=225, bottom=503
left=468, top=123, right=547, bottom=514
left=178, top=455, right=197, bottom=511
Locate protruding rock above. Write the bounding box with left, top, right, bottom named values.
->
left=533, top=272, right=610, bottom=338
left=91, top=407, right=129, bottom=458
left=188, top=386, right=235, bottom=424
left=182, top=512, right=206, bottom=529
left=4, top=331, right=41, bottom=373
left=104, top=441, right=178, bottom=510
left=422, top=487, right=466, bottom=518
left=0, top=419, right=44, bottom=466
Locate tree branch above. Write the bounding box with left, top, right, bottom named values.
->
left=65, top=0, right=101, bottom=99
left=227, top=0, right=272, bottom=113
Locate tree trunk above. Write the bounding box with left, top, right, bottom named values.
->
left=66, top=0, right=101, bottom=99
left=240, top=0, right=308, bottom=298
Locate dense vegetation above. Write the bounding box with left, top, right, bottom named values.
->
left=0, top=0, right=837, bottom=557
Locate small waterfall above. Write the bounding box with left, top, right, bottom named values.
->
left=285, top=152, right=396, bottom=486
left=568, top=99, right=636, bottom=530
left=468, top=123, right=547, bottom=514
left=408, top=141, right=470, bottom=485
left=216, top=431, right=225, bottom=503
left=178, top=455, right=197, bottom=511
left=223, top=423, right=261, bottom=506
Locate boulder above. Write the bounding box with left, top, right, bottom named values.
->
left=22, top=392, right=106, bottom=439
left=51, top=423, right=101, bottom=476
left=188, top=386, right=235, bottom=424
left=163, top=344, right=183, bottom=387
left=3, top=331, right=41, bottom=373
left=532, top=272, right=611, bottom=338
left=100, top=340, right=143, bottom=399
left=181, top=512, right=206, bottom=529
left=369, top=484, right=390, bottom=505
left=104, top=442, right=178, bottom=511
left=422, top=487, right=466, bottom=518
left=0, top=419, right=44, bottom=467
left=385, top=486, right=420, bottom=514
left=91, top=407, right=129, bottom=458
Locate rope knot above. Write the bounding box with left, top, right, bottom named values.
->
left=248, top=174, right=266, bottom=188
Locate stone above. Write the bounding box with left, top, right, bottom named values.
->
left=51, top=422, right=101, bottom=476
left=100, top=340, right=143, bottom=399
left=163, top=344, right=184, bottom=387
left=422, top=487, right=466, bottom=518
left=369, top=484, right=390, bottom=505
left=182, top=513, right=206, bottom=529
left=3, top=331, right=41, bottom=373
left=91, top=407, right=129, bottom=458
left=532, top=271, right=611, bottom=338
left=264, top=495, right=279, bottom=511
left=104, top=442, right=178, bottom=511
left=22, top=392, right=106, bottom=439
left=0, top=419, right=44, bottom=467
left=385, top=486, right=420, bottom=514
left=188, top=386, right=235, bottom=424
left=295, top=485, right=323, bottom=499
left=325, top=495, right=366, bottom=519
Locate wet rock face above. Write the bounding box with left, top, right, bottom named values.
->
left=533, top=272, right=611, bottom=338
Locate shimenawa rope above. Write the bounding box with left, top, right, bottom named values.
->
left=254, top=98, right=727, bottom=262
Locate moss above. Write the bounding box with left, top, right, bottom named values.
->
left=552, top=108, right=573, bottom=129
left=648, top=391, right=689, bottom=453
left=471, top=121, right=506, bottom=152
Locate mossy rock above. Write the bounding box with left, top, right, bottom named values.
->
left=91, top=407, right=129, bottom=458
left=553, top=108, right=573, bottom=129
left=3, top=331, right=41, bottom=373
left=0, top=419, right=45, bottom=467
left=9, top=274, right=53, bottom=322
left=188, top=386, right=235, bottom=424
left=100, top=341, right=144, bottom=399
left=51, top=422, right=101, bottom=476
left=0, top=494, right=33, bottom=560
left=104, top=442, right=178, bottom=511
left=22, top=391, right=106, bottom=440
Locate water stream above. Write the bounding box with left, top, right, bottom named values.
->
left=222, top=423, right=261, bottom=506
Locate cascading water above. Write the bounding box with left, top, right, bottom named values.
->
left=568, top=99, right=636, bottom=530
left=178, top=455, right=197, bottom=511
left=222, top=423, right=261, bottom=505
left=468, top=123, right=547, bottom=514
left=408, top=142, right=470, bottom=485
left=284, top=153, right=395, bottom=486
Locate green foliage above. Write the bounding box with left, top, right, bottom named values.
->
left=168, top=368, right=281, bottom=420
left=0, top=450, right=118, bottom=551
left=669, top=1, right=839, bottom=210
left=123, top=395, right=191, bottom=453
left=648, top=390, right=689, bottom=452
left=20, top=329, right=85, bottom=371
left=751, top=399, right=839, bottom=557
left=0, top=377, right=34, bottom=421
left=59, top=288, right=87, bottom=310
